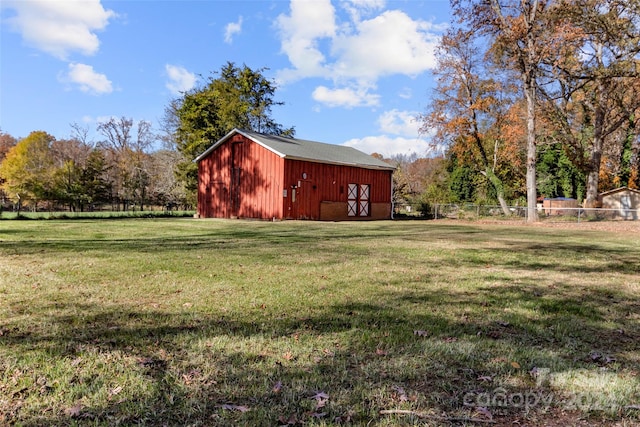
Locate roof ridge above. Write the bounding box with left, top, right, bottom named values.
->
left=197, top=128, right=395, bottom=171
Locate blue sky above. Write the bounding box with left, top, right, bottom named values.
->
left=1, top=0, right=450, bottom=157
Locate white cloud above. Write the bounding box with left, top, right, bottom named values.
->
left=275, top=0, right=337, bottom=81
left=342, top=134, right=431, bottom=157
left=377, top=109, right=420, bottom=136
left=312, top=85, right=380, bottom=108
left=224, top=16, right=243, bottom=44
left=3, top=0, right=115, bottom=60
left=331, top=10, right=439, bottom=80
left=165, top=64, right=197, bottom=95
left=340, top=109, right=432, bottom=157
left=61, top=63, right=113, bottom=95
left=275, top=0, right=443, bottom=108
left=340, top=0, right=386, bottom=22
left=398, top=87, right=413, bottom=99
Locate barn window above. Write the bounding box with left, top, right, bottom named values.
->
left=348, top=183, right=370, bottom=217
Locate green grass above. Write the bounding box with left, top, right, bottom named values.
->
left=0, top=219, right=639, bottom=426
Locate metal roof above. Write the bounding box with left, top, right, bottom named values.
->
left=195, top=128, right=395, bottom=171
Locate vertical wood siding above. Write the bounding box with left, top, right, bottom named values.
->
left=283, top=159, right=392, bottom=220
left=197, top=134, right=284, bottom=219
left=198, top=133, right=392, bottom=220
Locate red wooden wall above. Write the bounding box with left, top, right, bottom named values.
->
left=198, top=133, right=393, bottom=220
left=197, top=134, right=285, bottom=219
left=283, top=159, right=392, bottom=220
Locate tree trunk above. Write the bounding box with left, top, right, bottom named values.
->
left=584, top=105, right=605, bottom=208
left=488, top=0, right=540, bottom=222
left=525, top=75, right=538, bottom=222
left=628, top=117, right=639, bottom=189
left=482, top=168, right=510, bottom=216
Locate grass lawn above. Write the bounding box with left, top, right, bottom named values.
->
left=0, top=218, right=639, bottom=426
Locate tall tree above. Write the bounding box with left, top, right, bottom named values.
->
left=0, top=131, right=17, bottom=163
left=452, top=0, right=554, bottom=221
left=0, top=131, right=56, bottom=210
left=541, top=0, right=640, bottom=206
left=537, top=143, right=585, bottom=200
left=49, top=138, right=94, bottom=211
left=147, top=149, right=187, bottom=209
left=80, top=150, right=112, bottom=210
left=97, top=117, right=155, bottom=210
left=0, top=131, right=18, bottom=208
left=420, top=29, right=518, bottom=215
left=629, top=114, right=640, bottom=189
left=167, top=62, right=294, bottom=198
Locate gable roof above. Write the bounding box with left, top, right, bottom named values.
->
left=599, top=186, right=640, bottom=198
left=195, top=128, right=395, bottom=171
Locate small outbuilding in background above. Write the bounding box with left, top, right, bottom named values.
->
left=195, top=129, right=395, bottom=220
left=598, top=187, right=640, bottom=220
left=541, top=197, right=579, bottom=216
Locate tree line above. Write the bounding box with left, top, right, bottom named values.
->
left=0, top=122, right=185, bottom=213
left=0, top=63, right=292, bottom=214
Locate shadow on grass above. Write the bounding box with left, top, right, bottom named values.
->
left=3, top=282, right=639, bottom=426
left=3, top=221, right=638, bottom=276
left=2, top=221, right=639, bottom=425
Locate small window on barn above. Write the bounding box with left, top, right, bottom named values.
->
left=348, top=183, right=370, bottom=217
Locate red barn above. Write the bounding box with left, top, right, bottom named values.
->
left=195, top=128, right=395, bottom=220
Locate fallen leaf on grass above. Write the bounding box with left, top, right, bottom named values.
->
left=65, top=404, right=84, bottom=418
left=474, top=406, right=493, bottom=420
left=282, top=351, right=294, bottom=361
left=487, top=330, right=502, bottom=339
left=588, top=351, right=616, bottom=365
left=311, top=392, right=329, bottom=409
left=510, top=361, right=521, bottom=369
left=375, top=348, right=388, bottom=356
left=392, top=385, right=408, bottom=403
left=219, top=404, right=250, bottom=412
left=414, top=330, right=429, bottom=337
left=334, top=412, right=353, bottom=423
left=278, top=414, right=299, bottom=425
left=182, top=369, right=201, bottom=385
left=477, top=375, right=493, bottom=382
left=310, top=412, right=326, bottom=418
left=137, top=357, right=166, bottom=369
left=109, top=386, right=122, bottom=396
left=311, top=392, right=329, bottom=400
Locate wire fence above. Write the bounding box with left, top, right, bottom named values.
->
left=0, top=198, right=195, bottom=220
left=395, top=203, right=640, bottom=222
